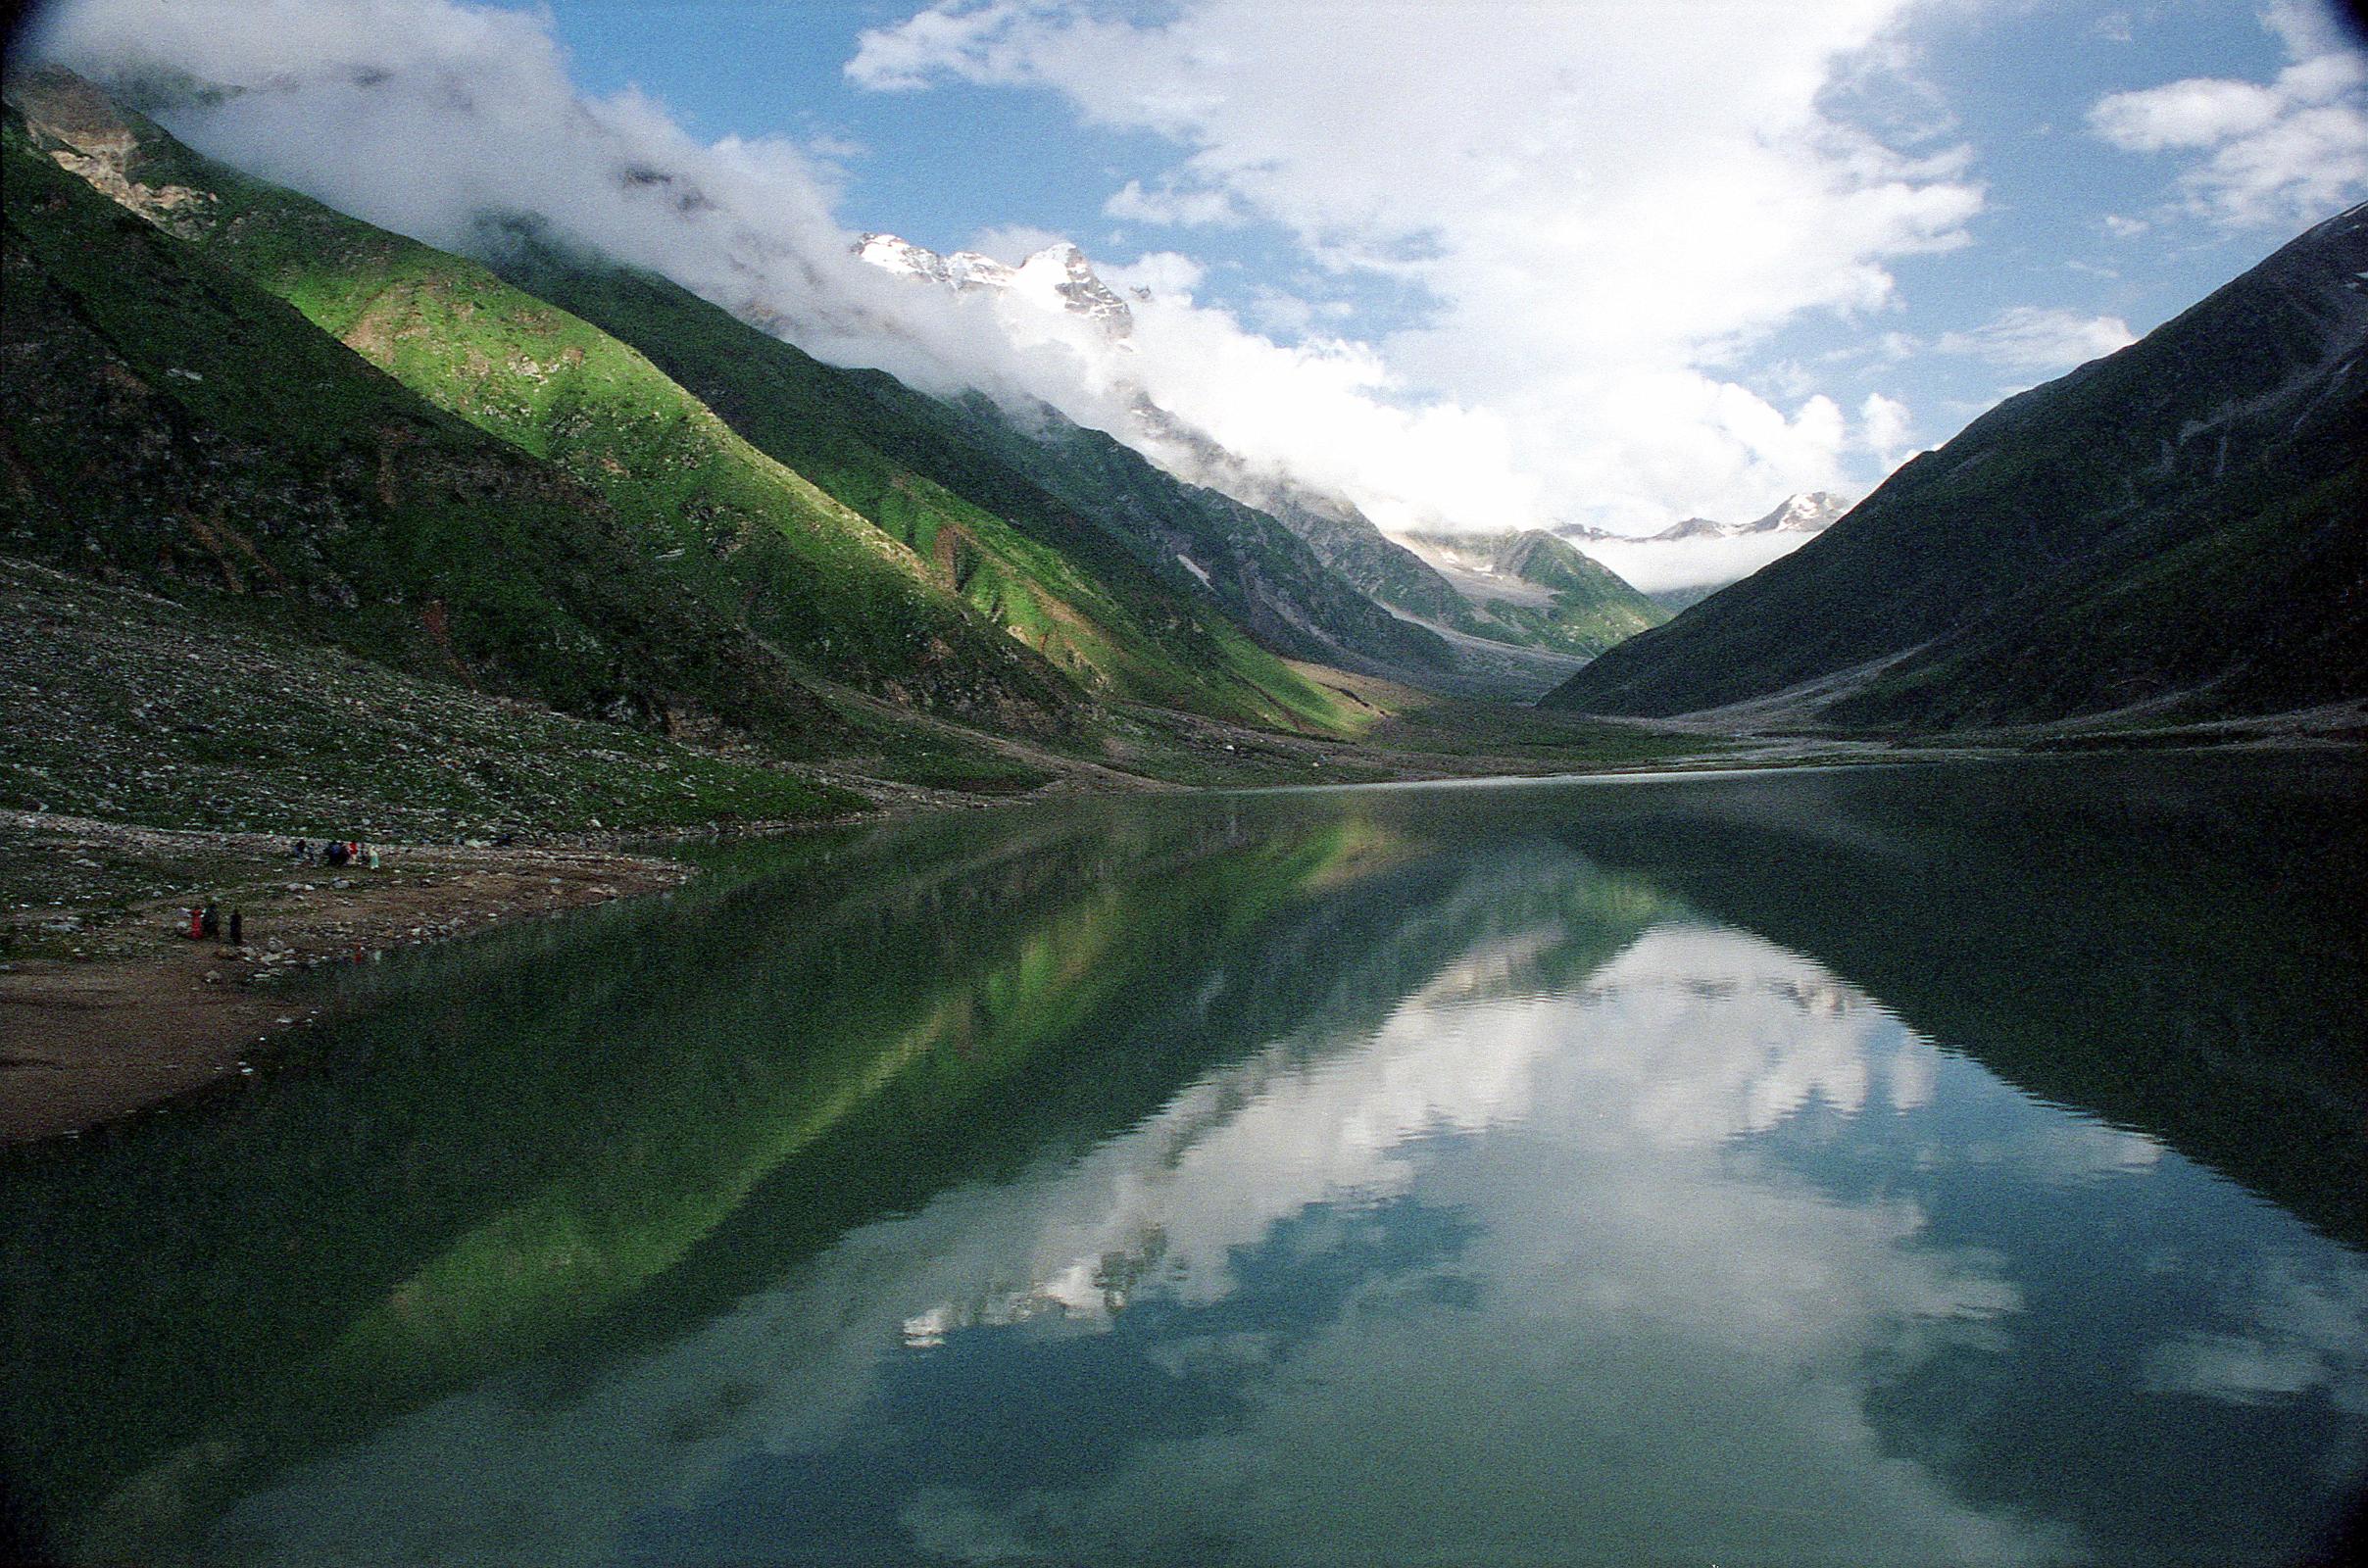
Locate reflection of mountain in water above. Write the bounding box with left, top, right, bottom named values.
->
left=6, top=756, right=2362, bottom=1567
left=2, top=795, right=1668, bottom=1560
left=1548, top=754, right=2368, bottom=1249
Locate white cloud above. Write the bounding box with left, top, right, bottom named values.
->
left=1858, top=390, right=1916, bottom=467
left=847, top=0, right=1981, bottom=533
left=1935, top=306, right=2138, bottom=374
left=1575, top=532, right=1826, bottom=597
left=2089, top=0, right=2368, bottom=227
left=1103, top=178, right=1242, bottom=227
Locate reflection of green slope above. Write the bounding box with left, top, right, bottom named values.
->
left=1550, top=756, right=2368, bottom=1248
left=316, top=817, right=1397, bottom=1384
left=8, top=814, right=1392, bottom=1560
left=655, top=831, right=1677, bottom=1335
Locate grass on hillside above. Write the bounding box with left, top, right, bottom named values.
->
left=484, top=241, right=1377, bottom=735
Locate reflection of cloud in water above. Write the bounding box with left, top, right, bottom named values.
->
left=221, top=923, right=2115, bottom=1564
left=2146, top=1255, right=2368, bottom=1416
left=1017, top=926, right=2059, bottom=1565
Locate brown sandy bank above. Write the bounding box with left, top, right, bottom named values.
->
left=0, top=811, right=697, bottom=1143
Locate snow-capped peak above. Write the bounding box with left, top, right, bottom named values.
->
left=856, top=232, right=1015, bottom=293
left=856, top=231, right=1133, bottom=338
left=1634, top=492, right=1851, bottom=542
left=1758, top=491, right=1851, bottom=532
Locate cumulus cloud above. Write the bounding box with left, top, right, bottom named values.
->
left=1859, top=391, right=1915, bottom=457
left=2089, top=0, right=2368, bottom=227
left=1935, top=306, right=2138, bottom=374
left=847, top=0, right=1982, bottom=535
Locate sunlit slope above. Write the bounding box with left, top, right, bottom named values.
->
left=1546, top=203, right=2368, bottom=728
left=481, top=239, right=1369, bottom=731
left=8, top=68, right=1080, bottom=727
left=0, top=118, right=839, bottom=758
left=943, top=396, right=1460, bottom=678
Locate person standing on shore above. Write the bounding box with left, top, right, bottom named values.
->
left=200, top=902, right=220, bottom=940
left=229, top=907, right=243, bottom=946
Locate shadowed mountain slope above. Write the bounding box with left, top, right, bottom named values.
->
left=1545, top=204, right=2368, bottom=728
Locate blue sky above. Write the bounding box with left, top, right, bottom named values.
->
left=29, top=0, right=2368, bottom=540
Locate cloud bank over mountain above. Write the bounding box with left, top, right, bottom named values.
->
left=25, top=0, right=2366, bottom=545
left=847, top=0, right=1979, bottom=535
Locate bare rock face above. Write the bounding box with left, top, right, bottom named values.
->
left=4, top=66, right=218, bottom=239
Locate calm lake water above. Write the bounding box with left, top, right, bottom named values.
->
left=6, top=754, right=2365, bottom=1566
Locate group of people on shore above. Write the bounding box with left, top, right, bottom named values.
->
left=179, top=835, right=385, bottom=945
left=292, top=836, right=379, bottom=871
left=186, top=901, right=240, bottom=945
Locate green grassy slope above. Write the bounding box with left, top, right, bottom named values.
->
left=0, top=119, right=844, bottom=760
left=943, top=398, right=1458, bottom=677
left=7, top=69, right=1080, bottom=731
left=477, top=238, right=1364, bottom=732
left=1545, top=203, right=2368, bottom=727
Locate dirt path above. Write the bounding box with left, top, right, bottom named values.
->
left=0, top=811, right=696, bottom=1143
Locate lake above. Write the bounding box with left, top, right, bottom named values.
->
left=5, top=754, right=2364, bottom=1565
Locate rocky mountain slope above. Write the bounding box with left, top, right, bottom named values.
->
left=1546, top=203, right=2368, bottom=728
left=854, top=232, right=1647, bottom=690
left=480, top=228, right=1380, bottom=730
left=1398, top=529, right=1668, bottom=658
left=1, top=108, right=844, bottom=758
left=7, top=69, right=1377, bottom=739
left=6, top=72, right=1086, bottom=732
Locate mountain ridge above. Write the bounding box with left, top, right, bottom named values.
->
left=1543, top=202, right=2368, bottom=728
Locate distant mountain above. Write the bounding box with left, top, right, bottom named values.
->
left=856, top=233, right=1640, bottom=693
left=1545, top=204, right=2368, bottom=728
left=858, top=232, right=1136, bottom=338
left=1558, top=492, right=1850, bottom=545
left=1398, top=530, right=1668, bottom=659
left=1552, top=492, right=1850, bottom=606
left=1757, top=492, right=1853, bottom=533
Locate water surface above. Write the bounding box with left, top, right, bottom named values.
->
left=6, top=754, right=2364, bottom=1565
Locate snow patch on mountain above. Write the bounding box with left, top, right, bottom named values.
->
left=859, top=231, right=1134, bottom=340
